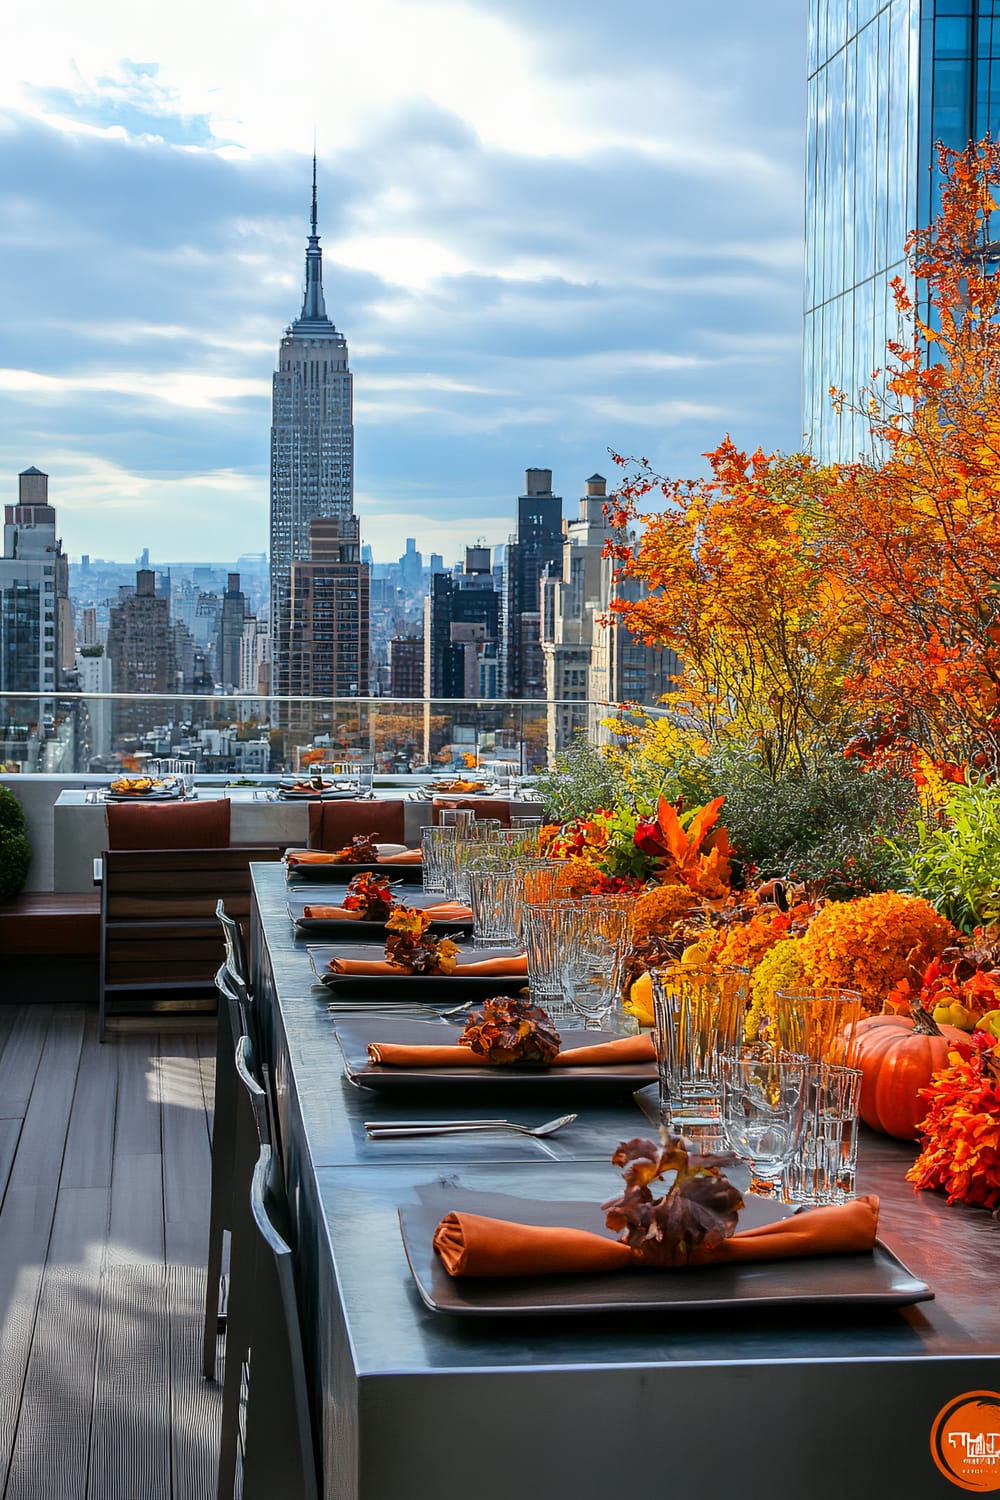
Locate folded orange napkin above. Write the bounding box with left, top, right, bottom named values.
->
left=433, top=1194, right=881, bottom=1277
left=302, top=901, right=471, bottom=922
left=367, top=1033, right=655, bottom=1067
left=380, top=849, right=422, bottom=864
left=286, top=850, right=341, bottom=867
left=328, top=953, right=529, bottom=978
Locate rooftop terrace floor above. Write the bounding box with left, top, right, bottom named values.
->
left=0, top=1000, right=223, bottom=1499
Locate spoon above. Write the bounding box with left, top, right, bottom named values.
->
left=364, top=1112, right=577, bottom=1139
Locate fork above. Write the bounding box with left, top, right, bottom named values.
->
left=364, top=1112, right=577, bottom=1139
left=327, top=1000, right=472, bottom=1017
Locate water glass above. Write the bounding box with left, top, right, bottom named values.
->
left=438, top=808, right=475, bottom=835
left=722, top=1054, right=806, bottom=1198
left=356, top=762, right=375, bottom=796
left=522, top=902, right=581, bottom=1015
left=651, top=965, right=745, bottom=1142
left=784, top=1061, right=863, bottom=1205
left=773, top=989, right=864, bottom=1068
left=562, top=932, right=619, bottom=1031
left=420, top=825, right=455, bottom=895
left=510, top=815, right=543, bottom=831
left=467, top=867, right=518, bottom=948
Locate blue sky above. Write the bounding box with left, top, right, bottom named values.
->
left=0, top=0, right=806, bottom=566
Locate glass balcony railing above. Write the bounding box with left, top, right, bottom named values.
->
left=0, top=691, right=635, bottom=778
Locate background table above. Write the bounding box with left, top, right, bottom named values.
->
left=249, top=861, right=1000, bottom=1500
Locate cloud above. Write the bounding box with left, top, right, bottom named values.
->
left=0, top=0, right=807, bottom=563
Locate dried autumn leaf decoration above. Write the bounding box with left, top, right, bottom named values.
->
left=603, top=1135, right=744, bottom=1265
left=384, top=906, right=460, bottom=974
left=342, top=873, right=394, bottom=922
left=330, top=834, right=381, bottom=864
left=459, top=997, right=561, bottom=1067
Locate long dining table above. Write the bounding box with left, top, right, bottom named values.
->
left=249, top=860, right=1000, bottom=1500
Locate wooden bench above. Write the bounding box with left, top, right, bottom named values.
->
left=99, top=846, right=285, bottom=1039
left=0, top=892, right=101, bottom=960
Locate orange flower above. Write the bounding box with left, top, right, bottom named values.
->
left=799, top=892, right=957, bottom=1012
left=907, top=1036, right=1000, bottom=1210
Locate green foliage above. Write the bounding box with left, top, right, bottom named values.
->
left=703, top=742, right=913, bottom=897
left=532, top=734, right=628, bottom=823
left=0, top=786, right=30, bottom=901
left=888, top=780, right=1000, bottom=931
left=0, top=785, right=27, bottom=835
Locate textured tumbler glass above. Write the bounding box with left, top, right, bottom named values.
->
left=784, top=1061, right=863, bottom=1205
left=522, top=901, right=582, bottom=1016
left=651, top=965, right=745, bottom=1142
left=468, top=867, right=518, bottom=948
left=420, top=825, right=455, bottom=896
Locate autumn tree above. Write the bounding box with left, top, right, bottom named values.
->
left=824, top=138, right=1000, bottom=769
left=610, top=137, right=1000, bottom=776
left=606, top=443, right=862, bottom=773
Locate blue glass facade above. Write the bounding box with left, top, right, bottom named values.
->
left=804, top=0, right=1000, bottom=462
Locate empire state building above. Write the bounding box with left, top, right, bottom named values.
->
left=269, top=162, right=366, bottom=700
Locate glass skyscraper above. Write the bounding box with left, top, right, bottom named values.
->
left=804, top=0, right=1000, bottom=461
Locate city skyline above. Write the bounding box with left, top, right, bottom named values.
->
left=0, top=0, right=806, bottom=565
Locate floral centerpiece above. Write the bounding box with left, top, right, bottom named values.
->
left=384, top=906, right=460, bottom=975
left=341, top=873, right=394, bottom=922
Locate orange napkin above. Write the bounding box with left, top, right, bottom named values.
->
left=328, top=953, right=529, bottom=978
left=433, top=1194, right=881, bottom=1278
left=367, top=1033, right=655, bottom=1067
left=286, top=850, right=341, bottom=867
left=302, top=901, right=471, bottom=922
left=380, top=849, right=422, bottom=865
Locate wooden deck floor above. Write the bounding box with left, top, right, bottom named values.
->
left=0, top=1002, right=223, bottom=1500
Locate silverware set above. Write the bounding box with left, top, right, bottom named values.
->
left=364, top=1113, right=577, bottom=1139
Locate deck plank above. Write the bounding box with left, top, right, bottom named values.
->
left=6, top=1008, right=85, bottom=1191
left=0, top=1186, right=58, bottom=1488
left=60, top=1012, right=117, bottom=1190
left=168, top=1266, right=223, bottom=1500
left=0, top=1008, right=52, bottom=1121
left=48, top=1185, right=110, bottom=1270
left=107, top=1154, right=164, bottom=1267
left=194, top=1031, right=216, bottom=1144
left=2, top=1269, right=100, bottom=1500
left=88, top=1266, right=171, bottom=1500
left=112, top=1033, right=161, bottom=1159
left=0, top=1119, right=23, bottom=1209
left=160, top=1035, right=212, bottom=1267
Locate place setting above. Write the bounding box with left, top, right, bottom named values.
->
left=284, top=835, right=424, bottom=883
left=101, top=774, right=187, bottom=802
left=289, top=872, right=473, bottom=939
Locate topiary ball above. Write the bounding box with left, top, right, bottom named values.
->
left=0, top=831, right=31, bottom=901
left=0, top=785, right=27, bottom=835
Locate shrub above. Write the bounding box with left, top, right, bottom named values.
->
left=531, top=734, right=627, bottom=823
left=0, top=786, right=30, bottom=901
left=888, top=780, right=1000, bottom=931
left=702, top=742, right=914, bottom=896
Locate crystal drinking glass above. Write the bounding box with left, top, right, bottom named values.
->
left=420, top=825, right=455, bottom=895
left=467, top=866, right=518, bottom=948
left=561, top=932, right=619, bottom=1030
left=721, top=1053, right=806, bottom=1198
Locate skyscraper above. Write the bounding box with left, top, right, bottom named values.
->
left=106, top=570, right=176, bottom=740
left=0, top=468, right=72, bottom=695
left=284, top=516, right=370, bottom=727
left=270, top=160, right=356, bottom=696
left=502, top=469, right=564, bottom=699
left=804, top=0, right=1000, bottom=462
left=424, top=548, right=500, bottom=699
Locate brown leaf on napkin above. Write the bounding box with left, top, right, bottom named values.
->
left=603, top=1136, right=744, bottom=1266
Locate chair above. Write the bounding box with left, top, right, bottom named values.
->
left=308, top=798, right=405, bottom=849
left=106, top=796, right=231, bottom=850
left=217, top=1035, right=318, bottom=1500
left=97, top=844, right=284, bottom=1039
left=215, top=898, right=250, bottom=1002
left=202, top=953, right=246, bottom=1379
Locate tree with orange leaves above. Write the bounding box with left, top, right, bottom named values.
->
left=823, top=138, right=1000, bottom=770
left=610, top=137, right=1000, bottom=776
left=606, top=443, right=861, bottom=773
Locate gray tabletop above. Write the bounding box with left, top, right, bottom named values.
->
left=249, top=861, right=1000, bottom=1500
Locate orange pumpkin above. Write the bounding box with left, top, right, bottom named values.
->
left=854, top=1010, right=968, bottom=1140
